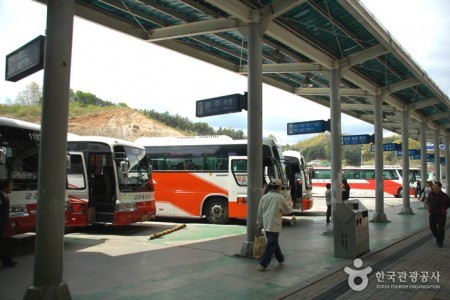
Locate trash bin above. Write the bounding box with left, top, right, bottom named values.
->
left=333, top=199, right=369, bottom=258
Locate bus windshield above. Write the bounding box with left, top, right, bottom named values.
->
left=0, top=126, right=40, bottom=190
left=114, top=145, right=150, bottom=192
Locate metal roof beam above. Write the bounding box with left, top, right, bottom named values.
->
left=428, top=111, right=450, bottom=122
left=295, top=88, right=372, bottom=97
left=206, top=0, right=254, bottom=23
left=239, top=63, right=327, bottom=74
left=260, top=0, right=307, bottom=22
left=341, top=0, right=450, bottom=110
left=341, top=104, right=394, bottom=112
left=146, top=18, right=243, bottom=41
left=339, top=44, right=390, bottom=69
left=209, top=0, right=335, bottom=66
left=408, top=98, right=441, bottom=111
left=381, top=77, right=421, bottom=95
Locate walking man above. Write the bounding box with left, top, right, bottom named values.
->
left=256, top=179, right=293, bottom=271
left=427, top=181, right=449, bottom=248
left=1, top=179, right=17, bottom=267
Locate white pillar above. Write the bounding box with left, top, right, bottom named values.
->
left=240, top=22, right=263, bottom=257
left=372, top=95, right=387, bottom=222
left=329, top=68, right=341, bottom=234
left=434, top=130, right=441, bottom=182
left=24, top=0, right=74, bottom=298
left=419, top=121, right=427, bottom=209
left=399, top=110, right=413, bottom=214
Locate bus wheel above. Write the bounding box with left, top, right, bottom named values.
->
left=396, top=188, right=403, bottom=198
left=205, top=199, right=229, bottom=224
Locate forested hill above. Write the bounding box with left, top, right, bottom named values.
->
left=1, top=82, right=417, bottom=166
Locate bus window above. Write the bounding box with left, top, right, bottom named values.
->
left=231, top=158, right=247, bottom=186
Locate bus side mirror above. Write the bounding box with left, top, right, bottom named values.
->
left=120, top=160, right=129, bottom=177
left=66, top=154, right=71, bottom=170
left=0, top=147, right=6, bottom=164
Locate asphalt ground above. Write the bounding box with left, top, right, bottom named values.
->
left=0, top=196, right=445, bottom=300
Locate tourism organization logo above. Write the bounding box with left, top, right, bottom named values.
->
left=344, top=259, right=441, bottom=292
left=344, top=258, right=372, bottom=291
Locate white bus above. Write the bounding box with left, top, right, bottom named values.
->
left=0, top=117, right=71, bottom=237
left=283, top=150, right=313, bottom=211
left=311, top=166, right=421, bottom=198
left=66, top=136, right=156, bottom=226
left=135, top=135, right=290, bottom=224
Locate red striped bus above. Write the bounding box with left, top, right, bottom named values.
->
left=135, top=136, right=291, bottom=224
left=67, top=136, right=156, bottom=227
left=311, top=166, right=421, bottom=198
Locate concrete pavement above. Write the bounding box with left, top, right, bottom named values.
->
left=1, top=199, right=447, bottom=300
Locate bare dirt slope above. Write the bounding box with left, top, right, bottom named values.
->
left=68, top=108, right=185, bottom=141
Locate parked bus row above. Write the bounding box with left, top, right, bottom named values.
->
left=0, top=117, right=156, bottom=237
left=1, top=117, right=313, bottom=237
left=311, top=166, right=421, bottom=198
left=134, top=136, right=313, bottom=224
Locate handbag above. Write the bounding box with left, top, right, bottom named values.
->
left=253, top=234, right=266, bottom=259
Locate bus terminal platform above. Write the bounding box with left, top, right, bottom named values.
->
left=1, top=199, right=449, bottom=300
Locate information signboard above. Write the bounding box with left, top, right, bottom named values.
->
left=370, top=143, right=401, bottom=152
left=287, top=119, right=330, bottom=135
left=341, top=134, right=374, bottom=145
left=5, top=35, right=45, bottom=82
left=196, top=92, right=247, bottom=117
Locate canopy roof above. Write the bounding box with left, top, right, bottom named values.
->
left=36, top=0, right=450, bottom=139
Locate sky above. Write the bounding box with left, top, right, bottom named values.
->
left=0, top=0, right=449, bottom=145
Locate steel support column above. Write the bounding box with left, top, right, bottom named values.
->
left=372, top=94, right=388, bottom=222
left=329, top=68, right=342, bottom=234
left=24, top=0, right=74, bottom=298
left=445, top=134, right=449, bottom=193
left=399, top=110, right=413, bottom=215
left=419, top=121, right=428, bottom=209
left=434, top=130, right=441, bottom=182
left=240, top=22, right=263, bottom=257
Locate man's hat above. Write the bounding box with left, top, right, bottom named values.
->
left=270, top=179, right=282, bottom=186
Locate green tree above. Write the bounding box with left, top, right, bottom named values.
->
left=16, top=81, right=41, bottom=106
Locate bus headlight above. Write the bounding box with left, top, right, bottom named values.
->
left=9, top=205, right=29, bottom=217
left=116, top=202, right=137, bottom=211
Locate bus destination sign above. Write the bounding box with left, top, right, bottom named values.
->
left=5, top=35, right=45, bottom=82
left=196, top=92, right=247, bottom=117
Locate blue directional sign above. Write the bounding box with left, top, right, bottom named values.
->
left=196, top=92, right=247, bottom=117
left=396, top=149, right=420, bottom=157
left=287, top=119, right=330, bottom=135
left=370, top=143, right=401, bottom=152
left=5, top=35, right=45, bottom=82
left=342, top=134, right=374, bottom=145
left=383, top=143, right=400, bottom=151
left=424, top=154, right=446, bottom=164
left=426, top=143, right=445, bottom=150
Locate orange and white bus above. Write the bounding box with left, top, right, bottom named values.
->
left=311, top=166, right=421, bottom=198
left=66, top=136, right=156, bottom=227
left=135, top=135, right=290, bottom=224
left=0, top=117, right=72, bottom=237
left=283, top=150, right=313, bottom=210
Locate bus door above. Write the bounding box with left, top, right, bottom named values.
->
left=228, top=156, right=248, bottom=218
left=87, top=152, right=116, bottom=224
left=67, top=152, right=89, bottom=227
